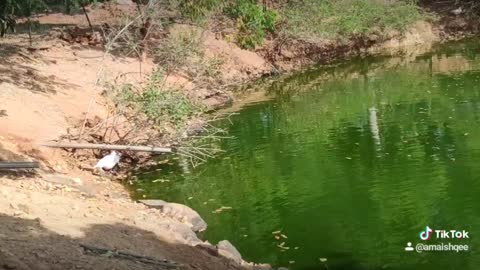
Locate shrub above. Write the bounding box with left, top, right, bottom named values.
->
left=225, top=0, right=278, bottom=49
left=114, top=71, right=202, bottom=126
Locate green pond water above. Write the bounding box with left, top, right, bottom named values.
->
left=133, top=39, right=480, bottom=269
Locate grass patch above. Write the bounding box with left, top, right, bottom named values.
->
left=282, top=0, right=423, bottom=40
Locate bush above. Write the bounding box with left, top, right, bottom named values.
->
left=115, top=71, right=202, bottom=126
left=225, top=0, right=278, bottom=49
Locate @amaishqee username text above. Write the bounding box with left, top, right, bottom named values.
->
left=414, top=242, right=469, bottom=253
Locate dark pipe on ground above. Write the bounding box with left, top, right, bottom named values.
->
left=0, top=162, right=39, bottom=169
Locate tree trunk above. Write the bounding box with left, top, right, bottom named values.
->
left=27, top=17, right=32, bottom=46
left=81, top=4, right=94, bottom=34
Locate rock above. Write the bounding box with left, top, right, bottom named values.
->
left=158, top=222, right=202, bottom=246
left=42, top=173, right=81, bottom=187
left=280, top=48, right=295, bottom=59
left=72, top=178, right=82, bottom=184
left=217, top=240, right=242, bottom=264
left=195, top=242, right=219, bottom=256
left=139, top=200, right=207, bottom=232
left=202, top=92, right=233, bottom=112
left=447, top=17, right=468, bottom=31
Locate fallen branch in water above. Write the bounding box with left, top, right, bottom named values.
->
left=39, top=142, right=173, bottom=153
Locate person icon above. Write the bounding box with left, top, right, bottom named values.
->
left=405, top=242, right=414, bottom=251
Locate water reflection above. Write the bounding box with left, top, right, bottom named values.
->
left=133, top=39, right=480, bottom=269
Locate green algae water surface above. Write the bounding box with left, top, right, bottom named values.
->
left=133, top=39, right=480, bottom=270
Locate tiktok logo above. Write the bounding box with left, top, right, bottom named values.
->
left=420, top=226, right=433, bottom=240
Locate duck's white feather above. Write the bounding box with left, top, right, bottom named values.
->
left=94, top=151, right=121, bottom=170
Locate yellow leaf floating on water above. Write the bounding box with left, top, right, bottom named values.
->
left=319, top=258, right=327, bottom=262
left=152, top=179, right=170, bottom=183
left=277, top=242, right=290, bottom=250
left=272, top=230, right=282, bottom=235
left=281, top=234, right=288, bottom=239
left=274, top=235, right=280, bottom=240
left=213, top=206, right=233, bottom=214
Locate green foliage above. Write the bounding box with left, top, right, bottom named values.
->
left=179, top=0, right=222, bottom=22
left=225, top=0, right=278, bottom=49
left=283, top=0, right=422, bottom=40
left=2, top=0, right=48, bottom=17
left=115, top=71, right=201, bottom=126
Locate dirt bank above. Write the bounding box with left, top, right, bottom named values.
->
left=0, top=7, right=272, bottom=270
left=0, top=2, right=479, bottom=270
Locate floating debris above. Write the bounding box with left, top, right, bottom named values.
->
left=319, top=258, right=327, bottom=262
left=208, top=198, right=216, bottom=202
left=274, top=235, right=280, bottom=240
left=243, top=234, right=248, bottom=238
left=280, top=234, right=288, bottom=239
left=152, top=179, right=170, bottom=183
left=188, top=197, right=193, bottom=200
left=158, top=159, right=170, bottom=164
left=345, top=157, right=352, bottom=160
left=289, top=261, right=295, bottom=264
left=272, top=230, right=282, bottom=235
left=277, top=242, right=290, bottom=250
left=212, top=206, right=233, bottom=214
left=294, top=247, right=299, bottom=250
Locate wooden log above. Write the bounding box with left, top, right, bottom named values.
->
left=40, top=142, right=174, bottom=153
left=0, top=162, right=39, bottom=169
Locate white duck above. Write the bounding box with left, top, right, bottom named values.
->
left=94, top=150, right=121, bottom=171
left=451, top=7, right=463, bottom=16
